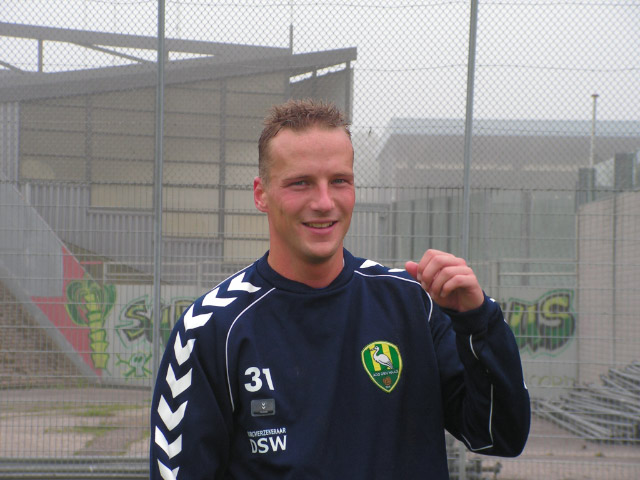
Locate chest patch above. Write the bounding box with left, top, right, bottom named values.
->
left=251, top=398, right=276, bottom=417
left=361, top=341, right=403, bottom=393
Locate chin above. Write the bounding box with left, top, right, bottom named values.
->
left=304, top=246, right=342, bottom=264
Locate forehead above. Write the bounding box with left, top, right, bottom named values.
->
left=267, top=126, right=353, bottom=163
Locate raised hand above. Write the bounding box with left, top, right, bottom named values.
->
left=405, top=249, right=484, bottom=312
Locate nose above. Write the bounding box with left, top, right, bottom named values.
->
left=310, top=182, right=334, bottom=212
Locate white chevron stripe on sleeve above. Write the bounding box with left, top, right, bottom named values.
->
left=157, top=460, right=179, bottom=480
left=183, top=305, right=213, bottom=331
left=360, top=259, right=382, bottom=269
left=228, top=272, right=261, bottom=293
left=202, top=287, right=236, bottom=308
left=173, top=333, right=195, bottom=366
left=155, top=426, right=183, bottom=459
left=158, top=396, right=188, bottom=431
left=166, top=365, right=192, bottom=398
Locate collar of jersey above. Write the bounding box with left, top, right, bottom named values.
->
left=255, top=249, right=356, bottom=294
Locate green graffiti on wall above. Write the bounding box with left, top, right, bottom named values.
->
left=116, top=352, right=152, bottom=378
left=114, top=296, right=194, bottom=379
left=117, top=296, right=194, bottom=350
left=65, top=277, right=116, bottom=370
left=502, top=289, right=575, bottom=356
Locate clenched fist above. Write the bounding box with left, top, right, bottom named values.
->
left=405, top=249, right=484, bottom=312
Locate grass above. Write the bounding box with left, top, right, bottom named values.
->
left=73, top=403, right=144, bottom=417
left=46, top=424, right=119, bottom=436
left=2, top=401, right=148, bottom=417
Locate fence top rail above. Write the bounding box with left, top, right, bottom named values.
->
left=0, top=21, right=288, bottom=56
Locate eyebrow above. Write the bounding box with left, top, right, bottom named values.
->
left=280, top=174, right=309, bottom=183
left=281, top=171, right=354, bottom=183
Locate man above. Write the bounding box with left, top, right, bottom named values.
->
left=150, top=99, right=530, bottom=479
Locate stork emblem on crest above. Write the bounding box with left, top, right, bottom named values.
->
left=361, top=341, right=402, bottom=393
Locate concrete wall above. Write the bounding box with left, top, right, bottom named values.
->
left=577, top=189, right=640, bottom=383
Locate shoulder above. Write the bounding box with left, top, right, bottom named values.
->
left=349, top=256, right=428, bottom=299
left=349, top=255, right=436, bottom=320
left=176, top=262, right=274, bottom=336
left=352, top=257, right=419, bottom=286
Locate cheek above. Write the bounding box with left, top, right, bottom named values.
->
left=339, top=191, right=356, bottom=210
left=276, top=194, right=306, bottom=217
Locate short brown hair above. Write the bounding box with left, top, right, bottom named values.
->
left=258, top=99, right=351, bottom=181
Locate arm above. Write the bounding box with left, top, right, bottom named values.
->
left=406, top=250, right=530, bottom=457
left=434, top=297, right=530, bottom=456
left=150, top=322, right=232, bottom=479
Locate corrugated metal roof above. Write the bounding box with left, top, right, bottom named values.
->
left=388, top=117, right=640, bottom=138
left=0, top=22, right=357, bottom=102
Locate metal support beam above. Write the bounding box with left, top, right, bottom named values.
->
left=71, top=41, right=153, bottom=64
left=152, top=0, right=166, bottom=386
left=0, top=59, right=23, bottom=72
left=461, top=0, right=479, bottom=261
left=38, top=39, right=44, bottom=72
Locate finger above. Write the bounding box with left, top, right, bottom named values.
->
left=404, top=261, right=419, bottom=280
left=415, top=249, right=439, bottom=284
left=430, top=265, right=475, bottom=298
left=419, top=251, right=463, bottom=291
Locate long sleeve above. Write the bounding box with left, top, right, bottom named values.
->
left=148, top=254, right=530, bottom=478
left=149, top=320, right=232, bottom=479
left=432, top=294, right=531, bottom=457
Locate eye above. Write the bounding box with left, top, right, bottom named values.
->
left=332, top=177, right=352, bottom=185
left=289, top=180, right=308, bottom=187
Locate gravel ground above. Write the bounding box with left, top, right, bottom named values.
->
left=490, top=417, right=640, bottom=480
left=0, top=387, right=151, bottom=458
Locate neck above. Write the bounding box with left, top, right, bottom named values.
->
left=267, top=250, right=345, bottom=289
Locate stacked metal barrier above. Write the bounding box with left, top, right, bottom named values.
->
left=535, top=361, right=640, bottom=444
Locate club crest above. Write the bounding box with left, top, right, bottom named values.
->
left=361, top=341, right=403, bottom=393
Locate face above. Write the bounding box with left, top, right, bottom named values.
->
left=254, top=126, right=355, bottom=277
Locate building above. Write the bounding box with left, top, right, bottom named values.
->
left=373, top=117, right=640, bottom=263
left=0, top=22, right=357, bottom=286
left=0, top=23, right=356, bottom=381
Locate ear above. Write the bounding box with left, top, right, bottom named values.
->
left=253, top=176, right=268, bottom=213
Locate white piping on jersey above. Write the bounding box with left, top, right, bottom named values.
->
left=355, top=270, right=419, bottom=287
left=466, top=335, right=494, bottom=450
left=354, top=270, right=434, bottom=323
left=469, top=335, right=479, bottom=361
left=225, top=287, right=277, bottom=412
left=460, top=383, right=494, bottom=452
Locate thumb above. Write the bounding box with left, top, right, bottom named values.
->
left=404, top=261, right=419, bottom=280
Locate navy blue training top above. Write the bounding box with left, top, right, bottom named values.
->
left=150, top=250, right=530, bottom=479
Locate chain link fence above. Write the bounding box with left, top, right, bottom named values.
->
left=1, top=1, right=639, bottom=478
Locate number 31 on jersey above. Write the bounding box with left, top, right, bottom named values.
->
left=244, top=367, right=275, bottom=392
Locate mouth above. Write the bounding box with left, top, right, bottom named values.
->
left=304, top=221, right=337, bottom=229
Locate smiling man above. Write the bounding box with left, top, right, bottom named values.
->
left=150, top=99, right=530, bottom=479
left=253, top=114, right=356, bottom=288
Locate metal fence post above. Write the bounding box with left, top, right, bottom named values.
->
left=152, top=0, right=166, bottom=387
left=461, top=0, right=478, bottom=263
left=458, top=1, right=478, bottom=477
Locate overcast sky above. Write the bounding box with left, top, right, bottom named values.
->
left=1, top=0, right=638, bottom=131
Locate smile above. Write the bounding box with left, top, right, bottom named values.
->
left=304, top=221, right=336, bottom=229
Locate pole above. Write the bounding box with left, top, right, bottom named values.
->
left=458, top=3, right=479, bottom=477
left=461, top=0, right=479, bottom=263
left=152, top=0, right=166, bottom=386
left=588, top=93, right=598, bottom=202
left=589, top=94, right=599, bottom=169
